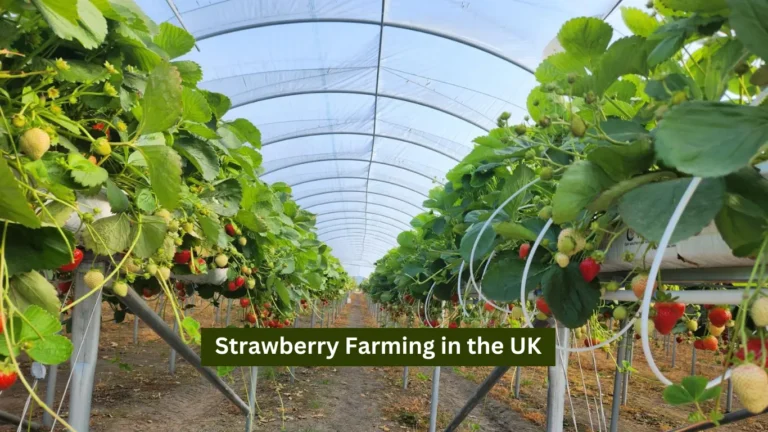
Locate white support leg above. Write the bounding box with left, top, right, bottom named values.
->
left=546, top=322, right=570, bottom=432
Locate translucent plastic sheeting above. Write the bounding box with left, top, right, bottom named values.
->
left=137, top=0, right=633, bottom=277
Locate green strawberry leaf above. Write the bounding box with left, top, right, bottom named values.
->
left=172, top=60, right=203, bottom=85
left=200, top=178, right=242, bottom=217
left=25, top=334, right=73, bottom=364
left=140, top=61, right=183, bottom=135
left=5, top=224, right=75, bottom=277
left=618, top=177, right=725, bottom=244
left=174, top=136, right=219, bottom=181
left=557, top=17, right=613, bottom=68
left=130, top=215, right=168, bottom=259
left=552, top=161, right=614, bottom=223
left=83, top=213, right=132, bottom=255
left=541, top=262, right=601, bottom=328
left=482, top=252, right=548, bottom=302
left=621, top=7, right=660, bottom=37
left=153, top=22, right=195, bottom=59
left=20, top=305, right=62, bottom=341
left=139, top=145, right=183, bottom=210
left=663, top=383, right=696, bottom=405
left=459, top=222, right=496, bottom=263
left=0, top=157, right=40, bottom=228
left=181, top=87, right=212, bottom=124
left=8, top=271, right=60, bottom=316
left=68, top=153, right=108, bottom=187
left=106, top=179, right=130, bottom=213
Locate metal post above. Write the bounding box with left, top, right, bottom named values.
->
left=214, top=303, right=221, bottom=326
left=68, top=258, right=104, bottom=431
left=118, top=288, right=249, bottom=414
left=310, top=301, right=316, bottom=328
left=514, top=366, right=522, bottom=398
left=671, top=338, right=677, bottom=368
left=622, top=335, right=633, bottom=405
left=443, top=366, right=511, bottom=432
left=402, top=366, right=409, bottom=390
left=610, top=321, right=628, bottom=432
left=133, top=314, right=139, bottom=344
left=290, top=304, right=300, bottom=384
left=244, top=367, right=258, bottom=432
left=320, top=308, right=325, bottom=328
left=428, top=366, right=441, bottom=432
left=726, top=379, right=734, bottom=413
left=225, top=298, right=233, bottom=326
left=691, top=348, right=697, bottom=376
left=169, top=319, right=179, bottom=374
left=546, top=322, right=570, bottom=432
left=42, top=363, right=57, bottom=428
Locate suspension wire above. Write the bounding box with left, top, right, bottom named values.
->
left=556, top=326, right=579, bottom=432
left=587, top=322, right=609, bottom=432
left=573, top=333, right=595, bottom=431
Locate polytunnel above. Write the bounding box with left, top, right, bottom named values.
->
left=134, top=0, right=642, bottom=278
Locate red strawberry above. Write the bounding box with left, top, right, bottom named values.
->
left=173, top=250, right=191, bottom=264
left=653, top=301, right=685, bottom=335
left=484, top=302, right=495, bottom=312
left=708, top=307, right=731, bottom=327
left=693, top=339, right=703, bottom=350
left=451, top=293, right=459, bottom=304
left=228, top=281, right=237, bottom=291
left=92, top=122, right=106, bottom=131
left=449, top=322, right=458, bottom=329
left=59, top=248, right=84, bottom=272
left=240, top=298, right=250, bottom=308
left=263, top=303, right=271, bottom=309
left=404, top=294, right=414, bottom=304
left=284, top=319, right=291, bottom=326
left=584, top=338, right=600, bottom=347
left=734, top=339, right=768, bottom=367
left=487, top=320, right=496, bottom=328
left=519, top=243, right=531, bottom=259
left=246, top=313, right=257, bottom=324
left=0, top=367, right=18, bottom=391
left=429, top=320, right=439, bottom=327
left=536, top=297, right=551, bottom=315
left=142, top=288, right=152, bottom=298
left=0, top=312, right=4, bottom=334
left=225, top=223, right=237, bottom=236
left=676, top=336, right=684, bottom=344
left=57, top=280, right=72, bottom=295
left=235, top=276, right=245, bottom=288
left=578, top=257, right=600, bottom=282
left=698, top=336, right=718, bottom=351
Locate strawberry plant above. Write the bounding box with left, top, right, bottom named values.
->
left=363, top=0, right=768, bottom=422
left=0, top=0, right=352, bottom=423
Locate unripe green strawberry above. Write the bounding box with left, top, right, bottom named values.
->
left=538, top=205, right=553, bottom=220
left=183, top=222, right=194, bottom=234
left=731, top=364, right=768, bottom=414
left=19, top=128, right=51, bottom=160
left=155, top=209, right=172, bottom=223
left=605, top=281, right=619, bottom=292
left=246, top=278, right=256, bottom=289
left=514, top=124, right=527, bottom=135
left=570, top=115, right=586, bottom=137
left=168, top=220, right=180, bottom=232
left=146, top=263, right=159, bottom=275
left=613, top=306, right=628, bottom=320
left=84, top=269, right=104, bottom=289
left=215, top=254, right=228, bottom=268
left=633, top=318, right=654, bottom=336
left=539, top=167, right=554, bottom=181
left=92, top=137, right=111, bottom=156
left=555, top=252, right=569, bottom=268
left=157, top=267, right=170, bottom=281
left=510, top=306, right=524, bottom=320
left=535, top=312, right=548, bottom=321
left=631, top=273, right=656, bottom=299
left=11, top=114, right=25, bottom=128
left=750, top=297, right=768, bottom=327
left=113, top=281, right=128, bottom=297
left=686, top=320, right=698, bottom=331
left=238, top=236, right=247, bottom=246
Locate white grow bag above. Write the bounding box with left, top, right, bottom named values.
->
left=171, top=268, right=228, bottom=285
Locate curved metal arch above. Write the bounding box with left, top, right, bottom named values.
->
left=291, top=176, right=429, bottom=198
left=194, top=19, right=535, bottom=74
left=304, top=200, right=416, bottom=219
left=263, top=131, right=463, bottom=162
left=318, top=227, right=397, bottom=240
left=315, top=216, right=410, bottom=231
left=314, top=211, right=412, bottom=228
left=262, top=158, right=442, bottom=184
left=295, top=190, right=423, bottom=213
left=315, top=220, right=403, bottom=233
left=233, top=91, right=490, bottom=132
left=322, top=234, right=395, bottom=247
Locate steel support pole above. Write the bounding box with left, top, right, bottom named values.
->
left=726, top=379, right=734, bottom=413
left=310, top=301, right=316, bottom=328
left=691, top=348, right=697, bottom=376
left=244, top=366, right=258, bottom=432
left=513, top=367, right=522, bottom=398
left=671, top=339, right=677, bottom=368
left=546, top=322, right=570, bottom=432
left=622, top=335, right=634, bottom=405
left=443, top=366, right=511, bottom=432
left=290, top=304, right=300, bottom=384
left=68, top=259, right=104, bottom=431
left=0, top=411, right=41, bottom=431
left=402, top=366, right=409, bottom=389
left=428, top=367, right=441, bottom=432
left=225, top=298, right=233, bottom=326
left=169, top=319, right=179, bottom=374
left=42, top=363, right=58, bottom=428
left=610, top=322, right=628, bottom=432
left=118, top=288, right=249, bottom=414
left=133, top=314, right=139, bottom=344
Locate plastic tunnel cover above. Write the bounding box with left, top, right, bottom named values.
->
left=136, top=0, right=633, bottom=277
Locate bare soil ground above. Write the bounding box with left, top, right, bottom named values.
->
left=2, top=294, right=767, bottom=431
